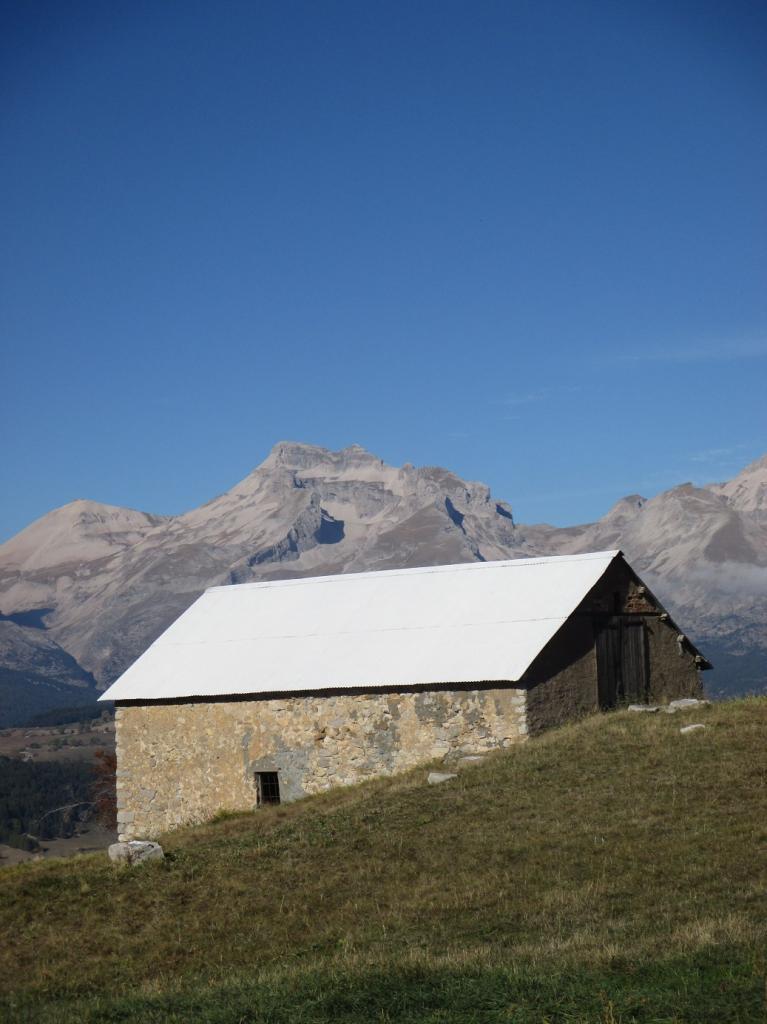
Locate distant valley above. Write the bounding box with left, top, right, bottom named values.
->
left=1, top=442, right=765, bottom=725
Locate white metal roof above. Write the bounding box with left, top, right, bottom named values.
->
left=99, top=551, right=622, bottom=702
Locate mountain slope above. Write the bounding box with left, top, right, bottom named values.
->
left=0, top=620, right=98, bottom=728
left=0, top=443, right=765, bottom=721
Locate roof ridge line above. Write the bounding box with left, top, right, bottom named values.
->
left=205, top=550, right=622, bottom=593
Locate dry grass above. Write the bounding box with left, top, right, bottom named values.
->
left=1, top=698, right=765, bottom=1022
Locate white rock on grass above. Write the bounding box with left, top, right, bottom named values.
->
left=108, top=840, right=164, bottom=866
left=679, top=723, right=706, bottom=735
left=428, top=771, right=458, bottom=785
left=667, top=698, right=711, bottom=712
left=628, top=704, right=660, bottom=713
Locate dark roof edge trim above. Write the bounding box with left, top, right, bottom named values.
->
left=114, top=679, right=523, bottom=708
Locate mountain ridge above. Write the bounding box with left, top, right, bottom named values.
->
left=1, top=442, right=765, bottom=721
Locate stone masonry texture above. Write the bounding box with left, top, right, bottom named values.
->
left=115, top=686, right=527, bottom=840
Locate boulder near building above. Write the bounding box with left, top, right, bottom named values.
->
left=100, top=551, right=710, bottom=840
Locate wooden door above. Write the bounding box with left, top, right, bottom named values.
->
left=594, top=617, right=649, bottom=708
left=621, top=619, right=648, bottom=703
left=595, top=617, right=621, bottom=709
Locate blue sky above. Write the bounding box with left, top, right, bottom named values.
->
left=1, top=0, right=765, bottom=541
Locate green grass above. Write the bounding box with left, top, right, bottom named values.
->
left=1, top=699, right=766, bottom=1022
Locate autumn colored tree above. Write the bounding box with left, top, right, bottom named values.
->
left=91, top=749, right=116, bottom=829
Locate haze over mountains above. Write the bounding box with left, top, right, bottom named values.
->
left=1, top=442, right=765, bottom=725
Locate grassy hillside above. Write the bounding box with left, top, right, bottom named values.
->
left=1, top=699, right=765, bottom=1023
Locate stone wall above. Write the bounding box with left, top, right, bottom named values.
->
left=115, top=685, right=527, bottom=840
left=645, top=617, right=703, bottom=701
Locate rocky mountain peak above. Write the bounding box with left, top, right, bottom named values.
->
left=600, top=494, right=646, bottom=523
left=708, top=454, right=767, bottom=515
left=261, top=441, right=384, bottom=474
left=0, top=499, right=164, bottom=573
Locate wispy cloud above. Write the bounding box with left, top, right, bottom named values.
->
left=505, top=390, right=550, bottom=407
left=503, top=385, right=581, bottom=408
left=689, top=562, right=767, bottom=598
left=605, top=338, right=767, bottom=366
left=690, top=444, right=748, bottom=464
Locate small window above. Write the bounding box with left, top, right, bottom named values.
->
left=256, top=771, right=280, bottom=806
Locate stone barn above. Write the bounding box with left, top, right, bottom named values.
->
left=100, top=551, right=710, bottom=840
